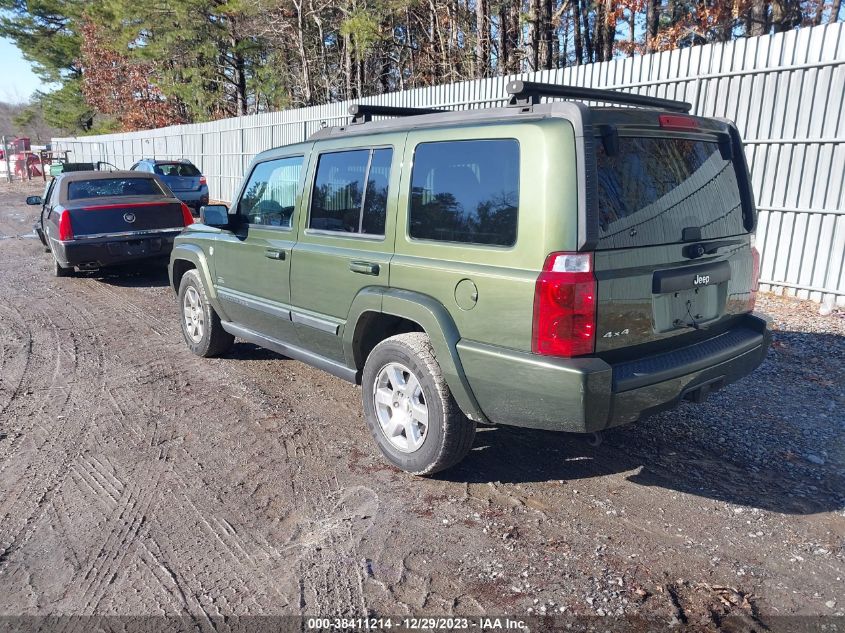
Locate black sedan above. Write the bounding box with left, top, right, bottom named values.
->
left=28, top=171, right=195, bottom=277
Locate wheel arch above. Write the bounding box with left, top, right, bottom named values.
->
left=169, top=243, right=232, bottom=323
left=169, top=244, right=215, bottom=298
left=344, top=287, right=488, bottom=424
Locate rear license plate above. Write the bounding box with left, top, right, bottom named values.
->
left=653, top=286, right=722, bottom=332
left=106, top=238, right=162, bottom=256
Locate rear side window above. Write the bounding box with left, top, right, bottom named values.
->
left=409, top=139, right=519, bottom=246
left=310, top=148, right=393, bottom=236
left=239, top=156, right=303, bottom=227
left=596, top=136, right=747, bottom=249
left=154, top=162, right=201, bottom=177
left=66, top=178, right=164, bottom=200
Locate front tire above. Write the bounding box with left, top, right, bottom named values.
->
left=362, top=333, right=476, bottom=475
left=178, top=269, right=234, bottom=357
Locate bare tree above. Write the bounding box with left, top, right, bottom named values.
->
left=646, top=0, right=660, bottom=51
left=476, top=0, right=490, bottom=76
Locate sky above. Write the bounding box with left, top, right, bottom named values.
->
left=0, top=37, right=50, bottom=104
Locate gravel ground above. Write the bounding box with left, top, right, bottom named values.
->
left=0, top=179, right=843, bottom=630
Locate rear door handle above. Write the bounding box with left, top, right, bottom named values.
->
left=349, top=261, right=380, bottom=275
left=265, top=249, right=285, bottom=260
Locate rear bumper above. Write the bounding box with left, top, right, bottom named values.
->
left=456, top=313, right=771, bottom=433
left=53, top=231, right=181, bottom=268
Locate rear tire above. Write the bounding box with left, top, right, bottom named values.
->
left=53, top=256, right=73, bottom=278
left=178, top=269, right=234, bottom=357
left=362, top=333, right=476, bottom=475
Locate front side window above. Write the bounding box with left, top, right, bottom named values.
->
left=310, top=147, right=393, bottom=236
left=66, top=178, right=165, bottom=200
left=239, top=156, right=303, bottom=228
left=409, top=139, right=519, bottom=246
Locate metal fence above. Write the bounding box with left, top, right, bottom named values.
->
left=53, top=23, right=845, bottom=306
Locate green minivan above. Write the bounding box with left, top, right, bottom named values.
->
left=169, top=82, right=770, bottom=475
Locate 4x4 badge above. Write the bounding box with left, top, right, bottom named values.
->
left=602, top=329, right=630, bottom=338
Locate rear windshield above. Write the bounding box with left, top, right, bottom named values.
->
left=595, top=136, right=747, bottom=249
left=67, top=178, right=165, bottom=200
left=154, top=163, right=201, bottom=177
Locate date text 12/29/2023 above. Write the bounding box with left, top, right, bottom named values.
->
left=306, top=617, right=527, bottom=630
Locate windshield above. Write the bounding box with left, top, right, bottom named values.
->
left=595, top=136, right=748, bottom=249
left=154, top=163, right=201, bottom=177
left=67, top=178, right=165, bottom=200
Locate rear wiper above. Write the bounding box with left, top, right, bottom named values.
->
left=682, top=238, right=743, bottom=259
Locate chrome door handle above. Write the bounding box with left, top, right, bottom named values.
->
left=349, top=261, right=380, bottom=275
left=265, top=249, right=285, bottom=260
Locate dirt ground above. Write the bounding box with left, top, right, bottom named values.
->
left=0, top=179, right=843, bottom=630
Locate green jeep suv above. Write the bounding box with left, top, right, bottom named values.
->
left=169, top=82, right=771, bottom=475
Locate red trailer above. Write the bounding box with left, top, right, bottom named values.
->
left=3, top=137, right=45, bottom=180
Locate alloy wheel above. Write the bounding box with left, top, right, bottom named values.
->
left=183, top=286, right=204, bottom=343
left=373, top=362, right=429, bottom=453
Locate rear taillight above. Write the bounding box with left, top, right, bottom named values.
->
left=199, top=176, right=207, bottom=186
left=181, top=202, right=195, bottom=227
left=58, top=212, right=74, bottom=241
left=749, top=238, right=761, bottom=310
left=532, top=252, right=596, bottom=358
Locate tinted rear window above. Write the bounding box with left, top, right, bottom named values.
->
left=67, top=178, right=164, bottom=200
left=409, top=139, right=519, bottom=246
left=595, top=137, right=747, bottom=249
left=154, top=163, right=201, bottom=177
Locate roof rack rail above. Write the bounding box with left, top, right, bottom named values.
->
left=506, top=80, right=692, bottom=113
left=348, top=104, right=446, bottom=123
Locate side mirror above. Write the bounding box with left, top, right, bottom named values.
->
left=200, top=204, right=230, bottom=228
left=26, top=196, right=43, bottom=206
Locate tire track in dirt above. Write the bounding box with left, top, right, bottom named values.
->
left=282, top=405, right=375, bottom=616
left=81, top=277, right=178, bottom=339
left=69, top=473, right=167, bottom=622
left=76, top=270, right=381, bottom=614
left=0, top=283, right=108, bottom=575
left=0, top=303, right=32, bottom=424
left=36, top=274, right=302, bottom=616
left=0, top=303, right=34, bottom=477
left=224, top=351, right=407, bottom=616
left=0, top=253, right=178, bottom=615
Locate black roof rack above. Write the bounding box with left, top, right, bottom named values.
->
left=348, top=104, right=446, bottom=123
left=506, top=80, right=692, bottom=113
